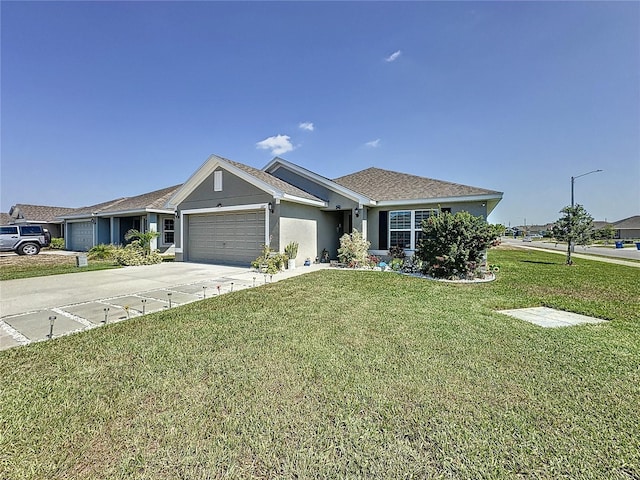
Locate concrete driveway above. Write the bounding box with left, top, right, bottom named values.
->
left=0, top=262, right=327, bottom=351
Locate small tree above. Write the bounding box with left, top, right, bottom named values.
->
left=338, top=229, right=371, bottom=267
left=551, top=204, right=594, bottom=265
left=415, top=211, right=500, bottom=279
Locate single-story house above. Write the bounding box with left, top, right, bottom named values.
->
left=166, top=154, right=503, bottom=265
left=58, top=185, right=182, bottom=252
left=2, top=204, right=77, bottom=237
left=613, top=215, right=640, bottom=240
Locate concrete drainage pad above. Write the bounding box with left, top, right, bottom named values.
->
left=499, top=306, right=607, bottom=328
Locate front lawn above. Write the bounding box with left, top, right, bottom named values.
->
left=1, top=248, right=638, bottom=479
left=0, top=253, right=118, bottom=281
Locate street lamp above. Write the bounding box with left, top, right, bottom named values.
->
left=567, top=169, right=602, bottom=264
left=571, top=169, right=603, bottom=209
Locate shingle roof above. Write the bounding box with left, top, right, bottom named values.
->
left=613, top=215, right=640, bottom=229
left=333, top=167, right=502, bottom=202
left=224, top=159, right=323, bottom=202
left=8, top=204, right=76, bottom=223
left=64, top=185, right=182, bottom=217
left=1, top=213, right=12, bottom=225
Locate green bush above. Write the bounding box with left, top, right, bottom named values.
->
left=49, top=238, right=65, bottom=250
left=415, top=211, right=499, bottom=279
left=338, top=229, right=370, bottom=268
left=88, top=244, right=116, bottom=260
left=112, top=241, right=163, bottom=266
left=251, top=245, right=287, bottom=275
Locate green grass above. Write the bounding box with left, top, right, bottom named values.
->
left=0, top=257, right=118, bottom=281
left=1, top=248, right=638, bottom=479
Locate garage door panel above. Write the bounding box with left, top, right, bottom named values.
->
left=188, top=211, right=265, bottom=265
left=70, top=222, right=93, bottom=251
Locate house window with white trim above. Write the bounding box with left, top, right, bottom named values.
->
left=389, top=209, right=438, bottom=250
left=163, top=218, right=175, bottom=245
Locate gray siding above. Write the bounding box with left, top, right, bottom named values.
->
left=179, top=168, right=272, bottom=211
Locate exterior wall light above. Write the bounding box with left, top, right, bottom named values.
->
left=268, top=202, right=274, bottom=213
left=354, top=207, right=360, bottom=217
left=336, top=205, right=341, bottom=210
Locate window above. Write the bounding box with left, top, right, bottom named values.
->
left=214, top=170, right=223, bottom=191
left=0, top=226, right=18, bottom=235
left=163, top=218, right=175, bottom=244
left=389, top=209, right=438, bottom=250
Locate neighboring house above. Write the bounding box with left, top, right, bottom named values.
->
left=613, top=215, right=640, bottom=240
left=58, top=185, right=182, bottom=252
left=3, top=204, right=76, bottom=237
left=166, top=154, right=503, bottom=265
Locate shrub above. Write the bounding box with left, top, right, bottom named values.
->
left=338, top=229, right=371, bottom=268
left=415, top=211, right=499, bottom=279
left=49, top=238, right=65, bottom=250
left=88, top=244, right=116, bottom=260
left=112, top=242, right=163, bottom=266
left=251, top=245, right=286, bottom=275
left=387, top=245, right=406, bottom=259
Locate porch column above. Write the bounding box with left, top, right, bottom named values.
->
left=148, top=213, right=158, bottom=251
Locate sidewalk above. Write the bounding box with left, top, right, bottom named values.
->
left=507, top=243, right=640, bottom=268
left=1, top=262, right=329, bottom=351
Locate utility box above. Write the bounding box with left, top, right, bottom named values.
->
left=76, top=254, right=88, bottom=267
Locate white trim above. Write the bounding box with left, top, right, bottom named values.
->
left=264, top=157, right=373, bottom=206
left=167, top=155, right=285, bottom=208
left=282, top=193, right=327, bottom=207
left=377, top=193, right=503, bottom=208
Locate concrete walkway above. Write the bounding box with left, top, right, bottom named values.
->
left=0, top=262, right=328, bottom=351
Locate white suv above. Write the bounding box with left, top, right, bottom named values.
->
left=0, top=225, right=51, bottom=255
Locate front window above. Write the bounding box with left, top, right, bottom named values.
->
left=389, top=209, right=438, bottom=250
left=163, top=218, right=175, bottom=244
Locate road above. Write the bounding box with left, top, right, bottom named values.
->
left=501, top=237, right=640, bottom=263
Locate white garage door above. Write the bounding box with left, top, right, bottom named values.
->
left=69, top=222, right=93, bottom=251
left=188, top=211, right=265, bottom=265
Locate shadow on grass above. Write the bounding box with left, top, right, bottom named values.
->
left=520, top=260, right=558, bottom=265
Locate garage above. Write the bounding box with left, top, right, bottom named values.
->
left=68, top=221, right=93, bottom=251
left=187, top=210, right=265, bottom=265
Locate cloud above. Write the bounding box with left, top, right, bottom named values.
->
left=256, top=134, right=294, bottom=155
left=365, top=139, right=381, bottom=148
left=385, top=50, right=402, bottom=62
left=299, top=122, right=314, bottom=131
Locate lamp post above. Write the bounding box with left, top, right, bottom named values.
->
left=567, top=169, right=602, bottom=264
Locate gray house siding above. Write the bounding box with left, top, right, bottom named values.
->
left=269, top=166, right=356, bottom=211
left=178, top=169, right=272, bottom=211
left=367, top=202, right=489, bottom=251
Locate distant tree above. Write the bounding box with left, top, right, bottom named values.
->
left=551, top=205, right=594, bottom=265
left=415, top=211, right=501, bottom=279
left=595, top=224, right=616, bottom=245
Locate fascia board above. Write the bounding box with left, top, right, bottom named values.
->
left=376, top=193, right=503, bottom=208
left=93, top=208, right=175, bottom=217
left=166, top=154, right=281, bottom=208
left=264, top=157, right=372, bottom=205
left=281, top=194, right=327, bottom=208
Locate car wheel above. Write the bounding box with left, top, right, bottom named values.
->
left=18, top=243, right=40, bottom=255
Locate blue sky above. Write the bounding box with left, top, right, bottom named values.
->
left=2, top=1, right=638, bottom=226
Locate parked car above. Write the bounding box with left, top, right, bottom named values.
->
left=522, top=236, right=533, bottom=242
left=0, top=225, right=51, bottom=255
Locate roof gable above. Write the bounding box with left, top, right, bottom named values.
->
left=333, top=167, right=503, bottom=203
left=167, top=154, right=325, bottom=208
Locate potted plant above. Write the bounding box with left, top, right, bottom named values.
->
left=284, top=241, right=299, bottom=270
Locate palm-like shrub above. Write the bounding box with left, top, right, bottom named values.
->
left=124, top=229, right=160, bottom=255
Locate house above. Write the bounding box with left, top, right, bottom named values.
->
left=58, top=185, right=182, bottom=252
left=3, top=204, right=77, bottom=237
left=613, top=215, right=640, bottom=240
left=166, top=154, right=503, bottom=264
